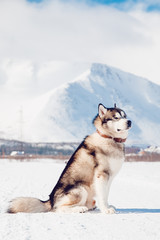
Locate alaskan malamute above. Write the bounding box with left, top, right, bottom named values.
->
left=8, top=103, right=131, bottom=214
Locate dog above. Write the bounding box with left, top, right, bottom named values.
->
left=8, top=103, right=131, bottom=214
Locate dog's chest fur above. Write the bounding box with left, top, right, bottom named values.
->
left=88, top=133, right=125, bottom=176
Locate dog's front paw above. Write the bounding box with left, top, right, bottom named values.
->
left=105, top=207, right=116, bottom=214
left=101, top=206, right=116, bottom=214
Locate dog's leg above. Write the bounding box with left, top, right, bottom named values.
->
left=95, top=171, right=115, bottom=214
left=86, top=199, right=96, bottom=210
left=55, top=186, right=89, bottom=213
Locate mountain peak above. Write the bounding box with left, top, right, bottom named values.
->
left=28, top=63, right=160, bottom=145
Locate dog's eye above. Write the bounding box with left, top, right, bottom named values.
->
left=102, top=119, right=108, bottom=124
left=102, top=118, right=111, bottom=124
left=114, top=117, right=119, bottom=120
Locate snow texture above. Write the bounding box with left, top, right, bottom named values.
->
left=0, top=160, right=160, bottom=240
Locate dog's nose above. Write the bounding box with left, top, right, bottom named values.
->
left=127, top=120, right=132, bottom=128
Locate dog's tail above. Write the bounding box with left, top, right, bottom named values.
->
left=7, top=197, right=52, bottom=213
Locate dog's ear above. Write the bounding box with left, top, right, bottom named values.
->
left=98, top=104, right=107, bottom=118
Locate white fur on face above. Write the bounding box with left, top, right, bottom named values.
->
left=107, top=119, right=128, bottom=132
left=115, top=112, right=121, bottom=118
left=120, top=111, right=125, bottom=118
left=115, top=112, right=121, bottom=119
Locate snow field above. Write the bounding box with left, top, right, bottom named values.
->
left=0, top=160, right=160, bottom=240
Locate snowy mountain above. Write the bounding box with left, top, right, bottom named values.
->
left=29, top=63, right=160, bottom=146
left=144, top=146, right=160, bottom=154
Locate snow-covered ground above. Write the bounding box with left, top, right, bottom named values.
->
left=0, top=160, right=160, bottom=240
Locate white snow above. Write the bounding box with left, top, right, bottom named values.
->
left=144, top=146, right=160, bottom=154
left=0, top=160, right=160, bottom=240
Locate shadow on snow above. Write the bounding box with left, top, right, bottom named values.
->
left=116, top=208, right=160, bottom=214
left=90, top=208, right=160, bottom=214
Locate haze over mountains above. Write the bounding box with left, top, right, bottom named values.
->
left=29, top=63, right=160, bottom=146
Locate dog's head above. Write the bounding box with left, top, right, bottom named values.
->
left=95, top=103, right=132, bottom=139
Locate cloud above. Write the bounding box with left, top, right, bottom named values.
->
left=0, top=0, right=160, bottom=84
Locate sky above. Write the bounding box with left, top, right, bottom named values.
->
left=27, top=0, right=160, bottom=12
left=0, top=0, right=160, bottom=140
left=0, top=0, right=160, bottom=85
